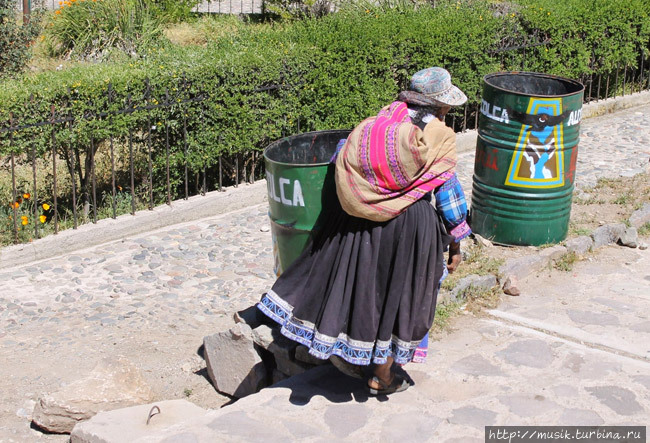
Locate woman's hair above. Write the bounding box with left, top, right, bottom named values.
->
left=408, top=104, right=444, bottom=127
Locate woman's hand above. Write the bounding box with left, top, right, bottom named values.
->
left=447, top=241, right=462, bottom=274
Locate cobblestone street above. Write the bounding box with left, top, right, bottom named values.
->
left=1, top=104, right=649, bottom=441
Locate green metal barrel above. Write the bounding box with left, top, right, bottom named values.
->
left=470, top=72, right=584, bottom=246
left=264, top=130, right=350, bottom=276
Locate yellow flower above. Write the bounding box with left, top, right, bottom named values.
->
left=40, top=215, right=47, bottom=224
left=42, top=203, right=51, bottom=210
left=21, top=216, right=29, bottom=226
left=23, top=192, right=30, bottom=199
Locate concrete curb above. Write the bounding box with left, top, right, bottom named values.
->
left=438, top=222, right=646, bottom=306
left=2, top=91, right=649, bottom=269
left=0, top=181, right=268, bottom=270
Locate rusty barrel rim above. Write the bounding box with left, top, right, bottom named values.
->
left=484, top=71, right=584, bottom=98
left=264, top=129, right=350, bottom=167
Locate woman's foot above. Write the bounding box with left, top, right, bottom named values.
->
left=367, top=373, right=392, bottom=390
left=367, top=373, right=409, bottom=395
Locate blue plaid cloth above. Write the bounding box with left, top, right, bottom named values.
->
left=434, top=173, right=471, bottom=241
left=329, top=139, right=347, bottom=163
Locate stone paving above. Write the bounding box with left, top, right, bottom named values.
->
left=0, top=104, right=649, bottom=441
left=0, top=204, right=275, bottom=341
left=135, top=244, right=650, bottom=441
left=0, top=206, right=276, bottom=441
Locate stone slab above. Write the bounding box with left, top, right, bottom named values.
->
left=629, top=203, right=650, bottom=229
left=498, top=254, right=548, bottom=280
left=203, top=323, right=267, bottom=398
left=451, top=274, right=498, bottom=301
left=127, top=314, right=650, bottom=442
left=32, top=357, right=153, bottom=434
left=490, top=247, right=650, bottom=360
left=70, top=399, right=209, bottom=443
left=591, top=223, right=626, bottom=249
left=565, top=236, right=593, bottom=255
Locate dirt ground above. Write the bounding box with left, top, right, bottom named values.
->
left=571, top=173, right=650, bottom=234
left=0, top=313, right=236, bottom=442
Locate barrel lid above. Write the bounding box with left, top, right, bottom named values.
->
left=484, top=72, right=584, bottom=98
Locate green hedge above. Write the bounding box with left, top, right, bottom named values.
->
left=0, top=0, right=41, bottom=77
left=1, top=0, right=649, bottom=177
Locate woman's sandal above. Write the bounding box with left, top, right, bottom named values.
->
left=367, top=374, right=409, bottom=395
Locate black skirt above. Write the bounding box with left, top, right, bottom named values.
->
left=257, top=198, right=452, bottom=366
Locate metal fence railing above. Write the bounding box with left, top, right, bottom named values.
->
left=1, top=44, right=649, bottom=246
left=193, top=0, right=265, bottom=14
left=18, top=0, right=266, bottom=13
left=0, top=79, right=263, bottom=246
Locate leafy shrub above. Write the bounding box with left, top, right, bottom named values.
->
left=514, top=0, right=650, bottom=77
left=1, top=0, right=650, bottom=236
left=5, top=0, right=650, bottom=153
left=44, top=0, right=163, bottom=59
left=148, top=0, right=202, bottom=24
left=0, top=0, right=41, bottom=77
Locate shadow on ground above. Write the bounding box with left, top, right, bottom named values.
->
left=269, top=363, right=415, bottom=406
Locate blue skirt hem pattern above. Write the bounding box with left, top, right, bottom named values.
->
left=257, top=290, right=420, bottom=366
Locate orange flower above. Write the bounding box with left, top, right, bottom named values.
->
left=21, top=216, right=29, bottom=226
left=23, top=192, right=30, bottom=199
left=12, top=201, right=20, bottom=209
left=42, top=203, right=51, bottom=210
left=117, top=185, right=123, bottom=191
left=39, top=215, right=47, bottom=224
left=55, top=9, right=61, bottom=14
